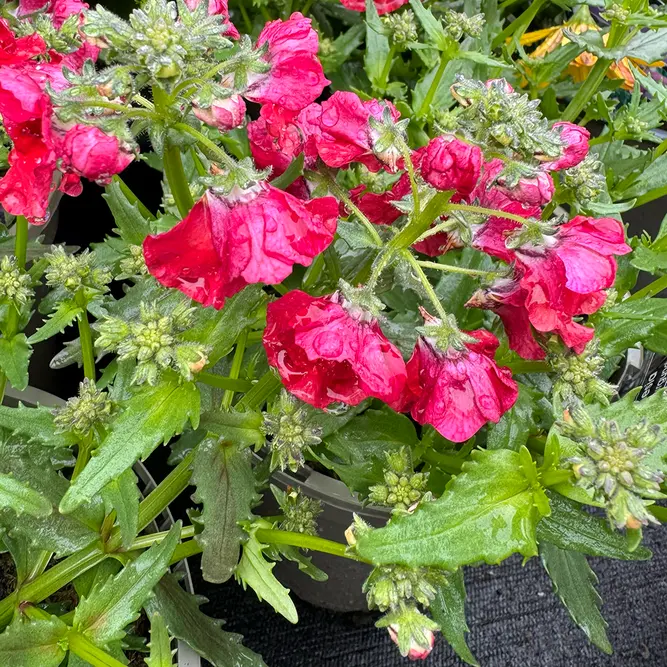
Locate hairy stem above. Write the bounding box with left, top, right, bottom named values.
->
left=254, top=528, right=363, bottom=561
left=174, top=122, right=239, bottom=173
left=417, top=260, right=501, bottom=278
left=197, top=371, right=253, bottom=393
left=222, top=329, right=248, bottom=409
left=163, top=141, right=195, bottom=219
left=418, top=54, right=449, bottom=118
left=447, top=202, right=537, bottom=225
left=76, top=293, right=96, bottom=382
left=403, top=251, right=448, bottom=319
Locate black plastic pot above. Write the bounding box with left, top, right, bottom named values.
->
left=260, top=460, right=390, bottom=613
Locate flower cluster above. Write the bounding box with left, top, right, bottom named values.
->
left=277, top=487, right=323, bottom=536
left=0, top=256, right=33, bottom=306
left=368, top=448, right=429, bottom=511
left=53, top=378, right=114, bottom=437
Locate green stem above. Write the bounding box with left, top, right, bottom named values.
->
left=561, top=57, right=612, bottom=122
left=128, top=525, right=196, bottom=551
left=301, top=253, right=326, bottom=290
left=169, top=539, right=203, bottom=565
left=236, top=0, right=252, bottom=33
left=236, top=371, right=282, bottom=410
left=222, top=329, right=248, bottom=409
left=254, top=528, right=363, bottom=561
left=66, top=100, right=155, bottom=119
left=399, top=140, right=420, bottom=218
left=173, top=122, right=239, bottom=173
left=0, top=216, right=29, bottom=404
left=163, top=141, right=194, bottom=219
left=420, top=449, right=463, bottom=475
left=491, top=0, right=548, bottom=49
left=403, top=251, right=448, bottom=319
left=626, top=275, right=667, bottom=301
left=418, top=54, right=448, bottom=118
left=76, top=293, right=96, bottom=382
left=72, top=433, right=93, bottom=482
left=504, top=360, right=551, bottom=374
left=300, top=0, right=314, bottom=16
left=447, top=202, right=536, bottom=226
left=68, top=632, right=128, bottom=667
left=417, top=260, right=501, bottom=278
left=197, top=371, right=253, bottom=393
left=379, top=44, right=397, bottom=91
left=132, top=94, right=155, bottom=111
left=321, top=171, right=383, bottom=246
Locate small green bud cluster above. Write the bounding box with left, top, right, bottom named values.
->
left=563, top=408, right=665, bottom=530
left=45, top=247, right=112, bottom=296
left=278, top=488, right=323, bottom=536
left=601, top=3, right=630, bottom=22
left=451, top=76, right=563, bottom=161
left=382, top=10, right=419, bottom=47
left=369, top=448, right=429, bottom=511
left=95, top=299, right=209, bottom=385
left=84, top=0, right=232, bottom=83
left=53, top=379, right=114, bottom=438
left=418, top=310, right=477, bottom=353
left=0, top=256, right=33, bottom=307
left=0, top=124, right=9, bottom=172
left=615, top=110, right=651, bottom=138
left=443, top=10, right=485, bottom=41
left=561, top=154, right=606, bottom=206
left=318, top=37, right=335, bottom=59
left=263, top=391, right=323, bottom=473
left=364, top=564, right=444, bottom=612
left=117, top=245, right=149, bottom=281
left=368, top=106, right=410, bottom=173
left=10, top=12, right=82, bottom=53
left=550, top=342, right=616, bottom=406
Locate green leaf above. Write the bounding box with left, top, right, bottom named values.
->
left=61, top=376, right=200, bottom=513
left=320, top=23, right=365, bottom=73
left=235, top=526, right=299, bottom=624
left=430, top=570, right=478, bottom=667
left=198, top=410, right=264, bottom=448
left=101, top=468, right=139, bottom=549
left=337, top=220, right=383, bottom=250
left=0, top=334, right=31, bottom=390
left=457, top=50, right=509, bottom=68
left=28, top=301, right=83, bottom=344
left=275, top=545, right=328, bottom=582
left=631, top=243, right=667, bottom=274
left=146, top=612, right=174, bottom=667
left=184, top=286, right=266, bottom=366
left=319, top=406, right=418, bottom=494
left=412, top=59, right=458, bottom=116
left=409, top=0, right=451, bottom=51
left=0, top=473, right=51, bottom=517
left=270, top=153, right=304, bottom=191
left=617, top=152, right=667, bottom=201
left=104, top=179, right=152, bottom=244
left=364, top=0, right=390, bottom=89
left=0, top=616, right=69, bottom=667
left=596, top=298, right=667, bottom=357
left=537, top=493, right=651, bottom=561
left=486, top=383, right=538, bottom=451
left=74, top=522, right=181, bottom=644
left=540, top=543, right=612, bottom=654
left=355, top=449, right=543, bottom=568
left=0, top=530, right=45, bottom=587
left=193, top=439, right=259, bottom=584
left=145, top=573, right=267, bottom=667
left=623, top=27, right=667, bottom=65
left=0, top=403, right=74, bottom=448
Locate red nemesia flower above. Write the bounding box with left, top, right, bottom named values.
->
left=243, top=13, right=329, bottom=111
left=305, top=91, right=401, bottom=172
left=0, top=18, right=46, bottom=65
left=398, top=323, right=518, bottom=442
left=412, top=230, right=463, bottom=257
left=19, top=0, right=88, bottom=28
left=388, top=625, right=435, bottom=661
left=144, top=183, right=338, bottom=309
left=540, top=121, right=590, bottom=171
left=348, top=185, right=403, bottom=226
left=339, top=0, right=409, bottom=15
left=183, top=0, right=239, bottom=38
left=263, top=290, right=407, bottom=408
left=57, top=124, right=135, bottom=185
left=419, top=134, right=482, bottom=200
left=193, top=94, right=246, bottom=132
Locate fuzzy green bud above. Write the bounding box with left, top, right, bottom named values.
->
left=562, top=154, right=606, bottom=206
left=45, top=247, right=111, bottom=296
left=364, top=564, right=444, bottom=612
left=376, top=604, right=438, bottom=660
left=263, top=391, right=323, bottom=473
left=117, top=245, right=149, bottom=280
left=95, top=299, right=209, bottom=385
left=278, top=488, right=322, bottom=536
left=565, top=414, right=665, bottom=530
left=382, top=10, right=418, bottom=47
left=0, top=256, right=33, bottom=306
left=443, top=10, right=485, bottom=41
left=53, top=378, right=114, bottom=437
left=369, top=448, right=429, bottom=511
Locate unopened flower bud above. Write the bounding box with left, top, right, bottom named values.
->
left=382, top=10, right=418, bottom=47
left=45, top=247, right=112, bottom=296
left=364, top=564, right=444, bottom=612
left=562, top=154, right=606, bottom=206
left=278, top=487, right=322, bottom=536
left=0, top=256, right=33, bottom=306
left=369, top=448, right=429, bottom=511
left=443, top=10, right=485, bottom=41
left=53, top=378, right=114, bottom=437
left=117, top=245, right=149, bottom=280
left=193, top=94, right=246, bottom=132
left=369, top=106, right=410, bottom=172
left=377, top=605, right=439, bottom=661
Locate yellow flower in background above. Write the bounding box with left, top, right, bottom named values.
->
left=520, top=5, right=663, bottom=90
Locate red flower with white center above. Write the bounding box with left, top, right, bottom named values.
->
left=193, top=94, right=246, bottom=133
left=57, top=124, right=135, bottom=185
left=540, top=121, right=590, bottom=171
left=339, top=0, right=409, bottom=14
left=418, top=134, right=482, bottom=200
left=396, top=321, right=518, bottom=443
left=143, top=184, right=338, bottom=309
left=263, top=290, right=407, bottom=409
left=183, top=0, right=239, bottom=38
left=243, top=12, right=329, bottom=111
left=304, top=91, right=401, bottom=172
